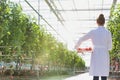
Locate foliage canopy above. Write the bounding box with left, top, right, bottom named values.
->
left=0, top=0, right=85, bottom=70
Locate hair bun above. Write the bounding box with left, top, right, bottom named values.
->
left=97, top=14, right=105, bottom=25
left=99, top=14, right=104, bottom=18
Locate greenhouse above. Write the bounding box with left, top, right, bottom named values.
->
left=0, top=0, right=120, bottom=80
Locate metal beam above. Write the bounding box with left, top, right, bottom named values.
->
left=32, top=8, right=110, bottom=11
left=38, top=0, right=40, bottom=25
left=112, top=0, right=117, bottom=9
left=109, top=0, right=117, bottom=18
left=72, top=0, right=77, bottom=10
left=58, top=0, right=64, bottom=10
left=113, top=0, right=117, bottom=5
left=55, top=8, right=110, bottom=11
left=49, top=0, right=64, bottom=22
left=44, top=0, right=64, bottom=25
left=60, top=19, right=109, bottom=21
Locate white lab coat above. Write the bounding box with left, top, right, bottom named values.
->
left=75, top=26, right=112, bottom=76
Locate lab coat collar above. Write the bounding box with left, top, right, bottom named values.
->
left=98, top=26, right=105, bottom=29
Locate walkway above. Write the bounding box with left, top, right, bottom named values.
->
left=64, top=72, right=120, bottom=80
left=64, top=72, right=93, bottom=80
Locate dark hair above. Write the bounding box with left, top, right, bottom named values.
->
left=97, top=14, right=105, bottom=25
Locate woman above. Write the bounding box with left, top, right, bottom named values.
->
left=74, top=14, right=112, bottom=80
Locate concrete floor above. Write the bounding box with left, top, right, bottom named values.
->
left=64, top=72, right=118, bottom=80
left=64, top=72, right=93, bottom=80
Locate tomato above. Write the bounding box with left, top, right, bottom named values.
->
left=88, top=47, right=92, bottom=51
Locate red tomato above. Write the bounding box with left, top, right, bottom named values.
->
left=85, top=48, right=89, bottom=51
left=88, top=47, right=92, bottom=51
left=78, top=48, right=82, bottom=50
left=77, top=48, right=83, bottom=53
